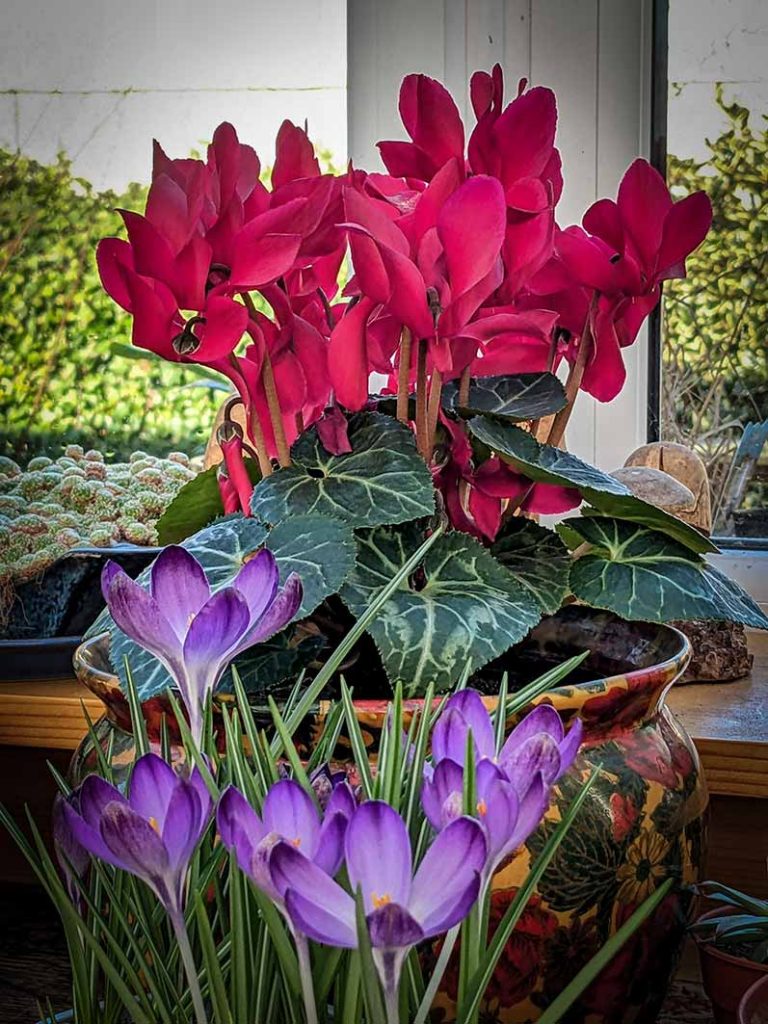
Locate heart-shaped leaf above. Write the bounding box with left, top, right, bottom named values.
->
left=340, top=524, right=542, bottom=696
left=92, top=513, right=356, bottom=699
left=156, top=463, right=260, bottom=545
left=443, top=373, right=567, bottom=422
left=468, top=416, right=717, bottom=555
left=492, top=518, right=570, bottom=614
left=250, top=412, right=435, bottom=528
left=566, top=516, right=768, bottom=628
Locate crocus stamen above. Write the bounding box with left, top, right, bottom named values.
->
left=372, top=892, right=392, bottom=909
left=291, top=837, right=302, bottom=847
left=148, top=816, right=160, bottom=834
left=476, top=799, right=487, bottom=816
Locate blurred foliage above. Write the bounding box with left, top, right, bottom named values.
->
left=0, top=150, right=223, bottom=462
left=663, top=87, right=767, bottom=516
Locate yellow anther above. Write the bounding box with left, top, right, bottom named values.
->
left=476, top=799, right=487, bottom=816
left=372, top=892, right=392, bottom=909
left=291, top=837, right=302, bottom=847
left=148, top=816, right=160, bottom=834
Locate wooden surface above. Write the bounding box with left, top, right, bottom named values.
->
left=668, top=630, right=768, bottom=798
left=0, top=677, right=102, bottom=750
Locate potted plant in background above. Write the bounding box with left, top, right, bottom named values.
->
left=693, top=880, right=768, bottom=1024
left=66, top=63, right=768, bottom=1022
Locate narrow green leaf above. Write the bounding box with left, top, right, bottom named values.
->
left=194, top=889, right=233, bottom=1023
left=340, top=681, right=375, bottom=799
left=268, top=695, right=317, bottom=802
left=125, top=659, right=150, bottom=758
left=354, top=887, right=387, bottom=1024
left=249, top=885, right=300, bottom=995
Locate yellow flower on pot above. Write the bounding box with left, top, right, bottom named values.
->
left=617, top=832, right=671, bottom=902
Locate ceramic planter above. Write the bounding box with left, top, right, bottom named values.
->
left=73, top=606, right=705, bottom=1024
left=739, top=974, right=768, bottom=1024
left=696, top=906, right=768, bottom=1024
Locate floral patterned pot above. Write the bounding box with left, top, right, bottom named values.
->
left=72, top=606, right=705, bottom=1024
left=696, top=907, right=768, bottom=1024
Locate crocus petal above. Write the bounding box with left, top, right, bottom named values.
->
left=313, top=811, right=348, bottom=876
left=437, top=176, right=507, bottom=299
left=60, top=797, right=124, bottom=869
left=129, top=753, right=181, bottom=828
left=182, top=588, right=251, bottom=668
left=505, top=773, right=550, bottom=852
left=436, top=689, right=496, bottom=761
left=161, top=779, right=207, bottom=873
left=421, top=758, right=464, bottom=831
left=410, top=815, right=487, bottom=936
left=149, top=546, right=211, bottom=640
left=325, top=781, right=358, bottom=822
left=480, top=779, right=520, bottom=867
left=99, top=801, right=171, bottom=890
left=345, top=802, right=412, bottom=914
left=503, top=734, right=562, bottom=791
left=102, top=570, right=181, bottom=668
left=262, top=780, right=320, bottom=855
left=556, top=718, right=584, bottom=777
left=231, top=549, right=280, bottom=627
left=367, top=903, right=424, bottom=949
left=271, top=843, right=357, bottom=946
left=500, top=705, right=564, bottom=760
left=236, top=573, right=303, bottom=651
left=217, top=786, right=266, bottom=874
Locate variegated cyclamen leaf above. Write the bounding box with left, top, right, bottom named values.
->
left=468, top=415, right=717, bottom=555
left=339, top=524, right=542, bottom=696
left=250, top=412, right=435, bottom=528
left=443, top=372, right=567, bottom=422
left=91, top=513, right=356, bottom=699
left=567, top=516, right=768, bottom=628
left=492, top=518, right=570, bottom=614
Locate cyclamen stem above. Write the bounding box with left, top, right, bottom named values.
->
left=227, top=351, right=273, bottom=477
left=458, top=366, right=471, bottom=408
left=546, top=298, right=596, bottom=449
left=169, top=905, right=208, bottom=1024
left=295, top=933, right=319, bottom=1024
left=396, top=327, right=412, bottom=423
left=261, top=349, right=292, bottom=469
left=426, top=367, right=443, bottom=459
left=415, top=339, right=429, bottom=459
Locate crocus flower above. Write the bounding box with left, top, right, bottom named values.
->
left=271, top=801, right=487, bottom=1007
left=421, top=757, right=550, bottom=882
left=216, top=779, right=354, bottom=902
left=57, top=754, right=213, bottom=1024
left=431, top=689, right=583, bottom=796
left=56, top=754, right=212, bottom=916
left=52, top=793, right=90, bottom=906
left=102, top=545, right=302, bottom=745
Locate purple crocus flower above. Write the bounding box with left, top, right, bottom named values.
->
left=57, top=754, right=213, bottom=1024
left=57, top=753, right=212, bottom=915
left=52, top=793, right=90, bottom=907
left=270, top=801, right=486, bottom=1014
left=217, top=778, right=354, bottom=901
left=102, top=545, right=302, bottom=745
left=421, top=757, right=549, bottom=882
left=431, top=689, right=583, bottom=795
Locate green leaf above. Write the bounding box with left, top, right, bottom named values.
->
left=340, top=524, right=542, bottom=695
left=491, top=518, right=570, bottom=614
left=251, top=412, right=435, bottom=528
left=443, top=372, right=567, bottom=421
left=566, top=516, right=768, bottom=628
left=156, top=464, right=260, bottom=545
left=97, top=513, right=355, bottom=699
left=468, top=416, right=717, bottom=554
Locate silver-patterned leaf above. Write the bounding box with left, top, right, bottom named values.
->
left=250, top=412, right=435, bottom=528
left=468, top=416, right=716, bottom=555
left=567, top=516, right=768, bottom=628
left=443, top=373, right=567, bottom=421
left=340, top=524, right=542, bottom=696
left=492, top=518, right=570, bottom=614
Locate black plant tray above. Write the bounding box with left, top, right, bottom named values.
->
left=1, top=544, right=161, bottom=680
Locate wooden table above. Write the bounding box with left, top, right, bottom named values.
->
left=1, top=634, right=767, bottom=888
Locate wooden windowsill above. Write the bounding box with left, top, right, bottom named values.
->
left=1, top=633, right=767, bottom=797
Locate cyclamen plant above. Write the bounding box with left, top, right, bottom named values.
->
left=92, top=64, right=768, bottom=708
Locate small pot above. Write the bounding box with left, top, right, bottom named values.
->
left=696, top=906, right=768, bottom=1024
left=740, top=974, right=768, bottom=1024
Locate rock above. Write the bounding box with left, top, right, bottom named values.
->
left=671, top=619, right=753, bottom=684
left=624, top=442, right=712, bottom=533
left=611, top=465, right=696, bottom=514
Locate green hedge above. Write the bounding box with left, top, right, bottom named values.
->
left=0, top=150, right=221, bottom=462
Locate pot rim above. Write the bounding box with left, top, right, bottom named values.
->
left=739, top=972, right=768, bottom=1023
left=694, top=906, right=768, bottom=974
left=74, top=607, right=691, bottom=717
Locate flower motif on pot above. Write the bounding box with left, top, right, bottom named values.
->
left=617, top=832, right=671, bottom=903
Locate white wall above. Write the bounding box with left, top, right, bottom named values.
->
left=348, top=0, right=653, bottom=469
left=0, top=0, right=347, bottom=191
left=668, top=0, right=768, bottom=161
